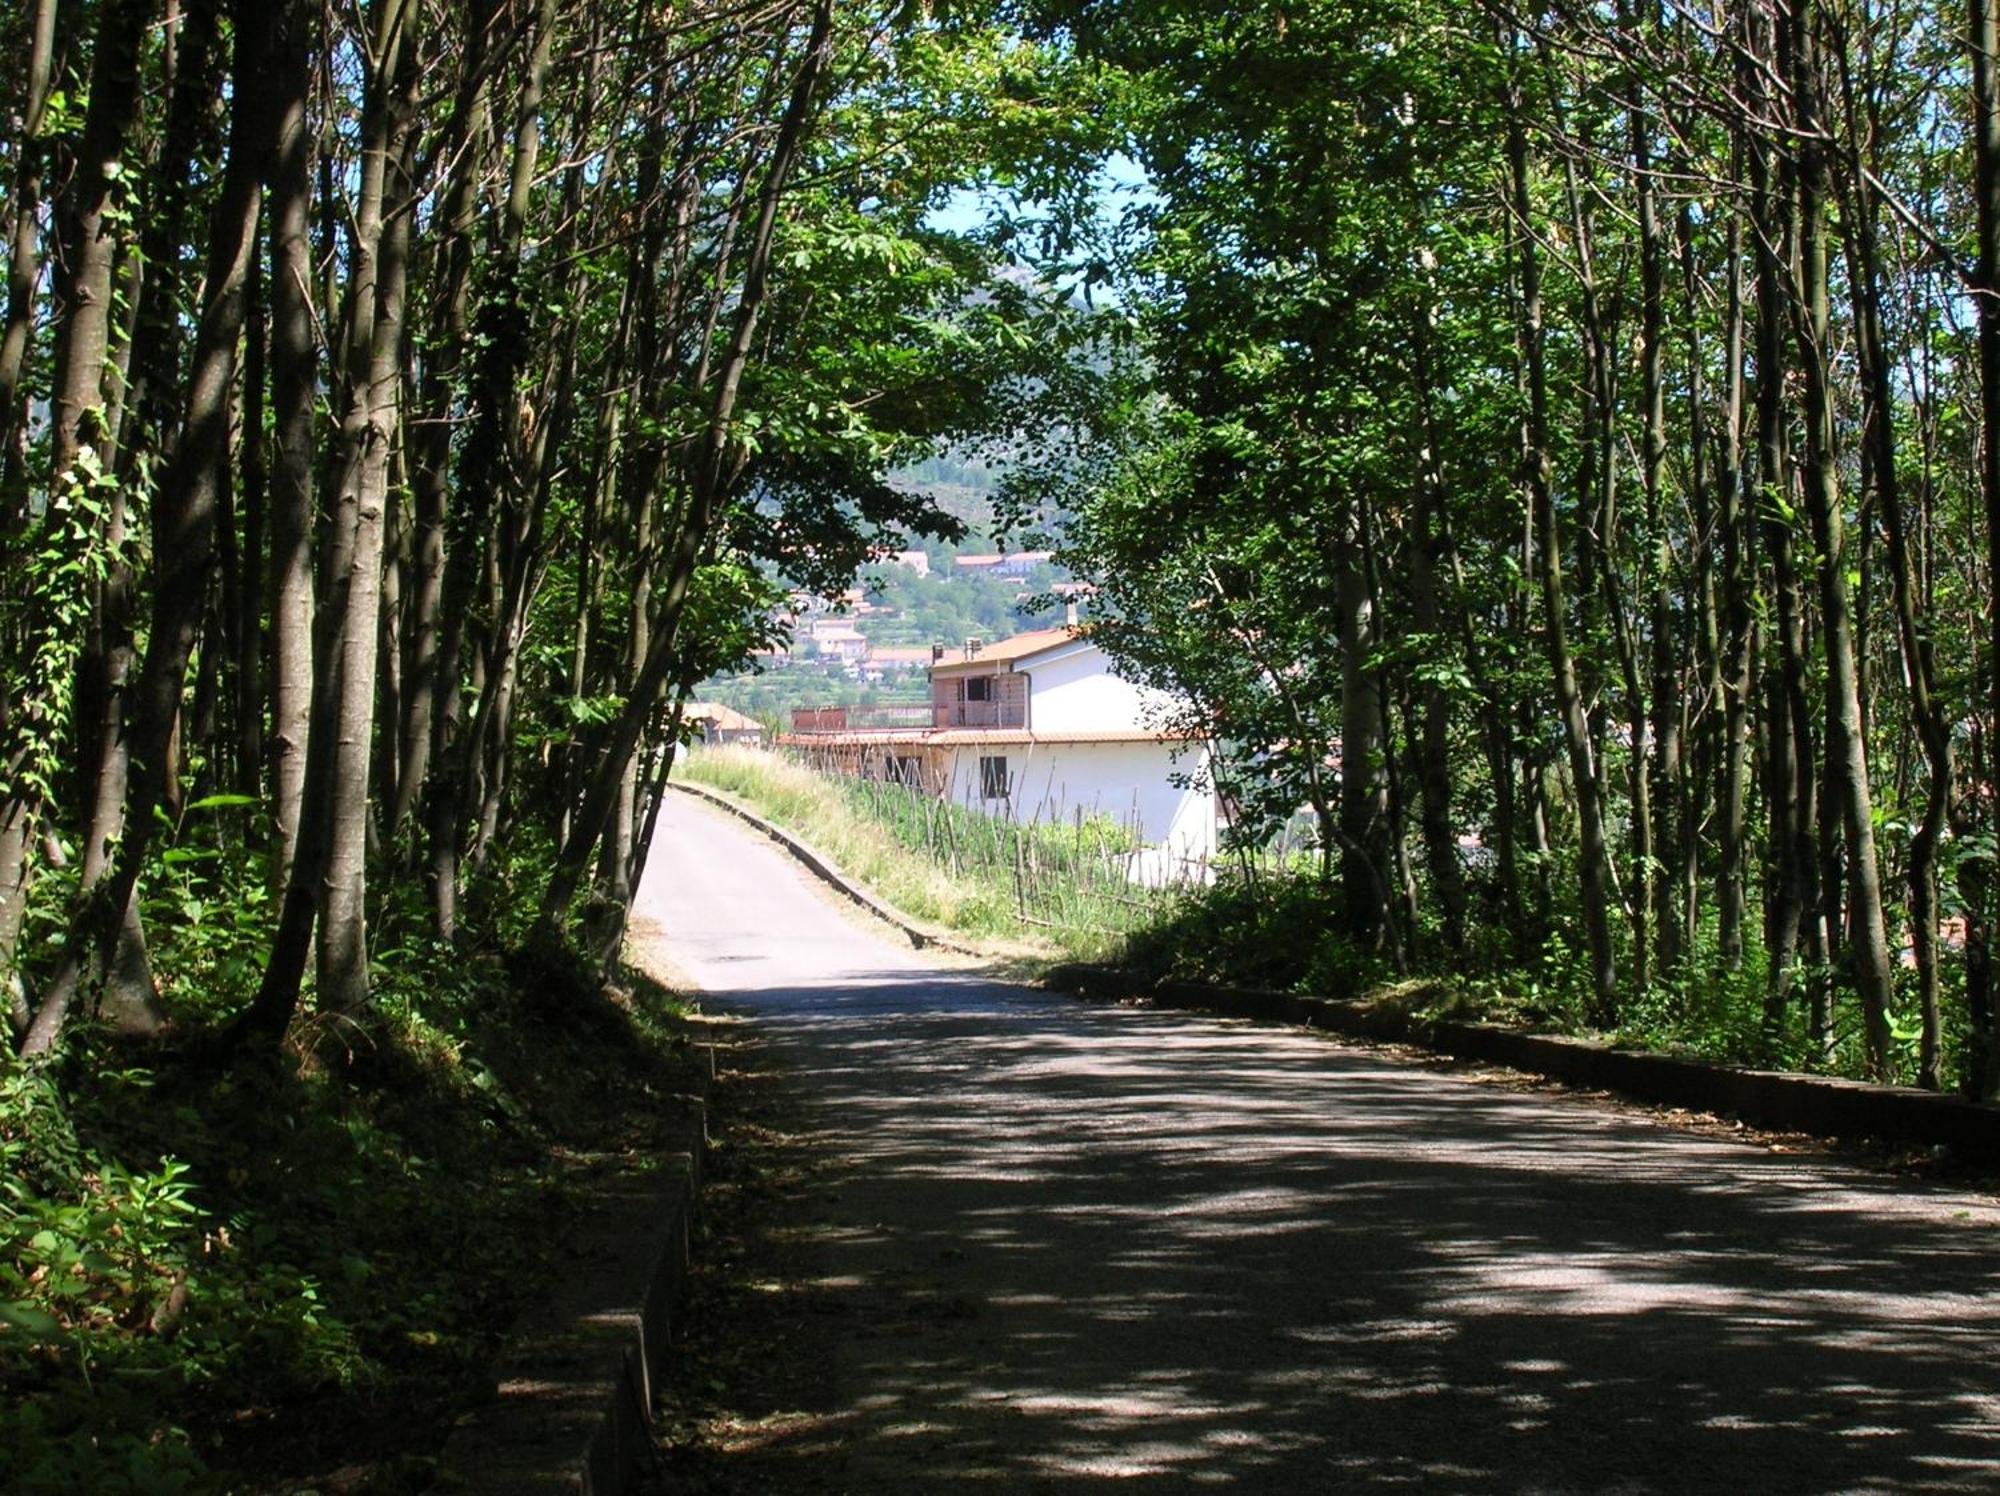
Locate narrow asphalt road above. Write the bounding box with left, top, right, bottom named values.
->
left=634, top=791, right=2000, bottom=1493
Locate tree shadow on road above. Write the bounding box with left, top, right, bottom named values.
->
left=651, top=970, right=2000, bottom=1493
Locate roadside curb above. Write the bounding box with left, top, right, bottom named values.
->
left=1045, top=962, right=2000, bottom=1162
left=667, top=778, right=986, bottom=957
left=435, top=1042, right=714, bottom=1494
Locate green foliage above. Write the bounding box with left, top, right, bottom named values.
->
left=1120, top=876, right=1383, bottom=994
left=0, top=458, right=119, bottom=809
left=1, top=811, right=699, bottom=1490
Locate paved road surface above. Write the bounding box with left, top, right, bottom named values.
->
left=635, top=791, right=2000, bottom=1492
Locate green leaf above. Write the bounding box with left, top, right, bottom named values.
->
left=185, top=793, right=259, bottom=812
left=0, top=1301, right=67, bottom=1339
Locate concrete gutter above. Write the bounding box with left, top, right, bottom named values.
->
left=1045, top=962, right=2000, bottom=1163
left=436, top=1065, right=711, bottom=1494
left=667, top=779, right=986, bottom=958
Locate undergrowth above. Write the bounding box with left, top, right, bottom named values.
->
left=1111, top=870, right=1951, bottom=1087
left=1, top=835, right=702, bottom=1494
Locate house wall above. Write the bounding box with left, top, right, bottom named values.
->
left=932, top=668, right=1027, bottom=728
left=1023, top=643, right=1178, bottom=733
left=938, top=739, right=1215, bottom=861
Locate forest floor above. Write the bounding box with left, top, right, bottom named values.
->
left=2, top=953, right=710, bottom=1495
left=639, top=791, right=2000, bottom=1492
left=228, top=972, right=713, bottom=1495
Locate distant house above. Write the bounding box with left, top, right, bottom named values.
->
left=781, top=625, right=1215, bottom=862
left=952, top=550, right=1053, bottom=579
left=861, top=644, right=935, bottom=681
left=880, top=549, right=931, bottom=578
left=805, top=618, right=869, bottom=663
left=684, top=702, right=764, bottom=747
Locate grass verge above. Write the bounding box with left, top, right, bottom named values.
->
left=677, top=745, right=1139, bottom=963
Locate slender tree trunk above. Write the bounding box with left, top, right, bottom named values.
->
left=236, top=246, right=267, bottom=798
left=1634, top=76, right=1683, bottom=974
left=0, top=0, right=58, bottom=470
left=48, top=0, right=150, bottom=482
left=315, top=16, right=418, bottom=1020
left=24, top=0, right=284, bottom=1053
left=1969, top=0, right=2000, bottom=1098
left=1506, top=67, right=1618, bottom=1019
left=21, top=0, right=157, bottom=1037
left=1746, top=2, right=1817, bottom=1038
left=1791, top=0, right=1896, bottom=1077
left=1337, top=519, right=1390, bottom=952
left=267, top=7, right=317, bottom=881
left=1, top=796, right=31, bottom=1042
left=1714, top=167, right=1755, bottom=972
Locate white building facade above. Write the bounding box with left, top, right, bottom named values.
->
left=783, top=627, right=1216, bottom=863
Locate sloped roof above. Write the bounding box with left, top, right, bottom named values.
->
left=684, top=701, right=761, bottom=733
left=930, top=626, right=1087, bottom=675
left=866, top=645, right=935, bottom=665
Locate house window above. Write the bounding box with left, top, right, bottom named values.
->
left=979, top=755, right=1010, bottom=800
left=890, top=755, right=921, bottom=786
left=965, top=676, right=993, bottom=702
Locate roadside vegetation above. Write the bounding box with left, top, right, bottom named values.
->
left=1036, top=0, right=2000, bottom=1096
left=2, top=831, right=705, bottom=1492
left=6, top=0, right=2000, bottom=1473
left=678, top=745, right=1158, bottom=962
left=689, top=748, right=1809, bottom=1073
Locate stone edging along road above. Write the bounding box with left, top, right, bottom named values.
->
left=668, top=776, right=2000, bottom=1160
left=436, top=1048, right=712, bottom=1496
left=666, top=778, right=987, bottom=956
left=671, top=774, right=2000, bottom=1162
left=1046, top=962, right=2000, bottom=1163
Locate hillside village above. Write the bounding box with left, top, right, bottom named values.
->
left=700, top=470, right=1094, bottom=728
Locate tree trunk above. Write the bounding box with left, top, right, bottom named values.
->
left=1969, top=0, right=2000, bottom=1098
left=1633, top=74, right=1683, bottom=975
left=1337, top=523, right=1390, bottom=951
left=24, top=0, right=284, bottom=1053
left=314, top=13, right=418, bottom=1020
left=1790, top=0, right=1896, bottom=1078
left=235, top=244, right=267, bottom=798
left=1506, top=67, right=1619, bottom=1020
left=0, top=0, right=58, bottom=469
left=48, top=0, right=151, bottom=480
left=1746, top=0, right=1817, bottom=1038
left=1, top=795, right=31, bottom=1043
left=1713, top=162, right=1755, bottom=973
left=267, top=5, right=317, bottom=881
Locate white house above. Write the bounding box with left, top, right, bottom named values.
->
left=951, top=550, right=1053, bottom=579
left=804, top=618, right=869, bottom=663
left=780, top=625, right=1216, bottom=864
